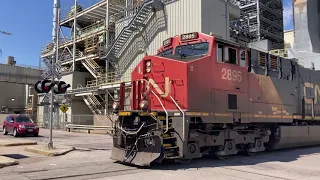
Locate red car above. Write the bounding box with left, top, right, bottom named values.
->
left=2, top=115, right=39, bottom=137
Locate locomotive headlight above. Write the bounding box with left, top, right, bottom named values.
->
left=146, top=61, right=151, bottom=67
left=112, top=101, right=120, bottom=111
left=146, top=66, right=151, bottom=73
left=145, top=61, right=151, bottom=73
left=139, top=100, right=148, bottom=110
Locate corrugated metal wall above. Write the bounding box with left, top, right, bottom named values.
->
left=118, top=0, right=202, bottom=80
left=0, top=64, right=41, bottom=85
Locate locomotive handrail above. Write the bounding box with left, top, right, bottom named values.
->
left=117, top=122, right=146, bottom=135
left=150, top=89, right=169, bottom=133
left=169, top=95, right=185, bottom=141
left=136, top=78, right=169, bottom=134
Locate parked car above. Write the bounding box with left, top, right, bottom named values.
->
left=2, top=115, right=39, bottom=137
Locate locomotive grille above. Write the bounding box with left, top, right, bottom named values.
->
left=270, top=55, right=278, bottom=69
left=259, top=52, right=266, bottom=67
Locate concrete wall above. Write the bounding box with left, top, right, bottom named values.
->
left=289, top=0, right=320, bottom=70
left=293, top=0, right=320, bottom=53
left=284, top=30, right=294, bottom=49
left=93, top=114, right=117, bottom=126
left=0, top=114, right=7, bottom=127
left=72, top=71, right=93, bottom=88
left=0, top=64, right=41, bottom=85
left=0, top=82, right=28, bottom=113
left=69, top=98, right=93, bottom=125
left=59, top=71, right=92, bottom=89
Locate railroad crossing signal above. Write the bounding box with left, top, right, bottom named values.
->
left=53, top=81, right=71, bottom=94
left=41, top=58, right=62, bottom=80
left=34, top=80, right=70, bottom=94
left=60, top=104, right=69, bottom=113
left=34, top=80, right=55, bottom=93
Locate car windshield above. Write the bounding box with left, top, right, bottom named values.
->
left=157, top=48, right=173, bottom=57
left=16, top=116, right=33, bottom=123
left=175, top=42, right=209, bottom=58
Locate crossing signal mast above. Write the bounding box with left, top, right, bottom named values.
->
left=33, top=0, right=66, bottom=149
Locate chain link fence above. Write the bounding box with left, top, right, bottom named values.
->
left=38, top=112, right=68, bottom=130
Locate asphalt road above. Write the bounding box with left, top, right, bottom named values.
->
left=1, top=129, right=320, bottom=180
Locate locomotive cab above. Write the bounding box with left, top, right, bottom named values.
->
left=129, top=32, right=214, bottom=112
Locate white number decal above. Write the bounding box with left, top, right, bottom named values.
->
left=222, top=68, right=242, bottom=82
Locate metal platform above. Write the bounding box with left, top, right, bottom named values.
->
left=60, top=0, right=126, bottom=28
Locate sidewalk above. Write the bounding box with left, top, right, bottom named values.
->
left=0, top=128, right=113, bottom=169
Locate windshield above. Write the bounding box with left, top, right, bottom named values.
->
left=16, top=116, right=33, bottom=123
left=157, top=48, right=173, bottom=57
left=175, top=42, right=209, bottom=58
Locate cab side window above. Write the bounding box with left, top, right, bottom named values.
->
left=240, top=50, right=246, bottom=67
left=216, top=43, right=238, bottom=65
left=227, top=47, right=238, bottom=65
left=217, top=44, right=224, bottom=62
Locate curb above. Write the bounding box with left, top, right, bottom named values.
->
left=0, top=142, right=37, bottom=147
left=0, top=156, right=19, bottom=168
left=25, top=147, right=75, bottom=157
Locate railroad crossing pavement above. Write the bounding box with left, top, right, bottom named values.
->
left=1, top=129, right=320, bottom=179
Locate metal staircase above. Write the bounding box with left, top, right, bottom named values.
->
left=79, top=85, right=105, bottom=115
left=81, top=57, right=105, bottom=78
left=83, top=95, right=105, bottom=115
left=103, top=0, right=164, bottom=78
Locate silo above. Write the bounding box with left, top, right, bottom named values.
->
left=6, top=56, right=16, bottom=65
left=292, top=0, right=320, bottom=53
left=289, top=0, right=320, bottom=70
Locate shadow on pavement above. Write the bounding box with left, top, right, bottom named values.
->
left=2, top=154, right=29, bottom=160
left=147, top=145, right=320, bottom=171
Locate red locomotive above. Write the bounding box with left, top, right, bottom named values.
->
left=111, top=32, right=320, bottom=166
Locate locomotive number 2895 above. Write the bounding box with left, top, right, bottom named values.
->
left=221, top=68, right=242, bottom=82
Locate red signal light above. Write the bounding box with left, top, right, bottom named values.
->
left=34, top=80, right=55, bottom=93
left=54, top=81, right=71, bottom=94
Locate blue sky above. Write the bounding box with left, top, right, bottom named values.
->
left=0, top=0, right=294, bottom=67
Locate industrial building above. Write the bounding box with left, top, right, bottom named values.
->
left=0, top=56, right=42, bottom=125
left=287, top=0, right=320, bottom=70
left=38, top=0, right=285, bottom=126
left=269, top=30, right=293, bottom=58
left=236, top=0, right=284, bottom=50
